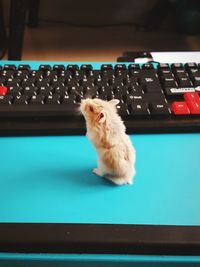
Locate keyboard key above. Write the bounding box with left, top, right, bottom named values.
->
left=3, top=64, right=16, bottom=71
left=79, top=78, right=94, bottom=87
left=0, top=95, right=13, bottom=104
left=85, top=87, right=98, bottom=98
left=116, top=103, right=129, bottom=116
left=88, top=70, right=101, bottom=79
left=72, top=70, right=85, bottom=79
left=101, top=70, right=114, bottom=79
left=94, top=77, right=108, bottom=87
left=62, top=95, right=71, bottom=104
left=128, top=64, right=140, bottom=70
left=0, top=86, right=8, bottom=96
left=159, top=69, right=173, bottom=78
left=115, top=64, right=127, bottom=70
left=53, top=65, right=65, bottom=71
left=97, top=93, right=108, bottom=100
left=0, top=77, right=6, bottom=85
left=149, top=102, right=170, bottom=115
left=171, top=101, right=190, bottom=115
left=185, top=62, right=197, bottom=69
left=23, top=86, right=38, bottom=96
left=164, top=87, right=195, bottom=96
left=7, top=78, right=21, bottom=87
left=143, top=81, right=162, bottom=93
left=184, top=92, right=200, bottom=103
left=67, top=64, right=79, bottom=71
left=16, top=70, right=29, bottom=79
left=36, top=79, right=50, bottom=87
left=125, top=94, right=144, bottom=103
left=46, top=95, right=61, bottom=104
left=195, top=86, right=200, bottom=92
left=115, top=70, right=129, bottom=80
left=140, top=71, right=162, bottom=93
left=176, top=77, right=192, bottom=87
left=39, top=65, right=51, bottom=71
left=51, top=78, right=65, bottom=88
left=59, top=70, right=72, bottom=79
left=161, top=77, right=177, bottom=87
left=30, top=95, right=46, bottom=104
left=14, top=95, right=29, bottom=105
left=142, top=63, right=154, bottom=69
left=75, top=94, right=82, bottom=103
left=66, top=79, right=79, bottom=87
left=129, top=69, right=141, bottom=78
left=101, top=64, right=113, bottom=71
left=29, top=70, right=44, bottom=79
left=45, top=70, right=58, bottom=79
left=112, top=86, right=127, bottom=96
left=184, top=92, right=200, bottom=114
left=8, top=86, right=23, bottom=96
left=171, top=63, right=184, bottom=69
left=158, top=63, right=170, bottom=69
left=2, top=71, right=14, bottom=80
left=80, top=64, right=93, bottom=71
left=186, top=101, right=200, bottom=114
left=21, top=78, right=36, bottom=87
left=173, top=69, right=187, bottom=76
left=98, top=86, right=106, bottom=94
left=143, top=93, right=166, bottom=102
left=39, top=86, right=54, bottom=96
left=18, top=65, right=31, bottom=71
left=125, top=77, right=138, bottom=87
left=108, top=77, right=123, bottom=87
left=54, top=86, right=68, bottom=96
left=127, top=85, right=143, bottom=94
left=130, top=102, right=150, bottom=115
left=113, top=92, right=123, bottom=100
left=192, top=73, right=200, bottom=86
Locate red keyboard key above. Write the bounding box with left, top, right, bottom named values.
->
left=184, top=92, right=200, bottom=103
left=0, top=86, right=8, bottom=96
left=171, top=101, right=190, bottom=115
left=184, top=92, right=200, bottom=114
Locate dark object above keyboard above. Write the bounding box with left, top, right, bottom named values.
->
left=0, top=62, right=200, bottom=136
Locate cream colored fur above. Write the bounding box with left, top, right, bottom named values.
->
left=80, top=98, right=136, bottom=185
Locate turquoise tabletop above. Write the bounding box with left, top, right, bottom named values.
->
left=0, top=133, right=199, bottom=225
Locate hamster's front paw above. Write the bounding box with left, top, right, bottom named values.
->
left=115, top=178, right=132, bottom=185
left=127, top=179, right=133, bottom=185
left=92, top=168, right=103, bottom=177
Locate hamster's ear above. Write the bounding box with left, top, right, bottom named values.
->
left=109, top=99, right=120, bottom=106
left=96, top=111, right=106, bottom=124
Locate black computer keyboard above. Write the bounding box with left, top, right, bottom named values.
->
left=0, top=61, right=200, bottom=136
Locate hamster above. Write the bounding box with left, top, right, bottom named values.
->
left=80, top=98, right=136, bottom=185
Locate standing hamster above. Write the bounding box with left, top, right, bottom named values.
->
left=80, top=98, right=136, bottom=185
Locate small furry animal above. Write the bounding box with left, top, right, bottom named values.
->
left=80, top=98, right=136, bottom=185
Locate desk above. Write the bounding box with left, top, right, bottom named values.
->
left=0, top=59, right=200, bottom=266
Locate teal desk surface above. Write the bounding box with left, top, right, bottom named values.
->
left=0, top=134, right=200, bottom=225
left=0, top=133, right=200, bottom=260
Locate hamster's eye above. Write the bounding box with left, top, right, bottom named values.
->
left=89, top=106, right=94, bottom=112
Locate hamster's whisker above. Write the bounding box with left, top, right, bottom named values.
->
left=73, top=89, right=84, bottom=98
left=84, top=93, right=93, bottom=99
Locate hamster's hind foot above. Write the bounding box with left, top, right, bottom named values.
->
left=92, top=168, right=103, bottom=177
left=105, top=176, right=133, bottom=186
